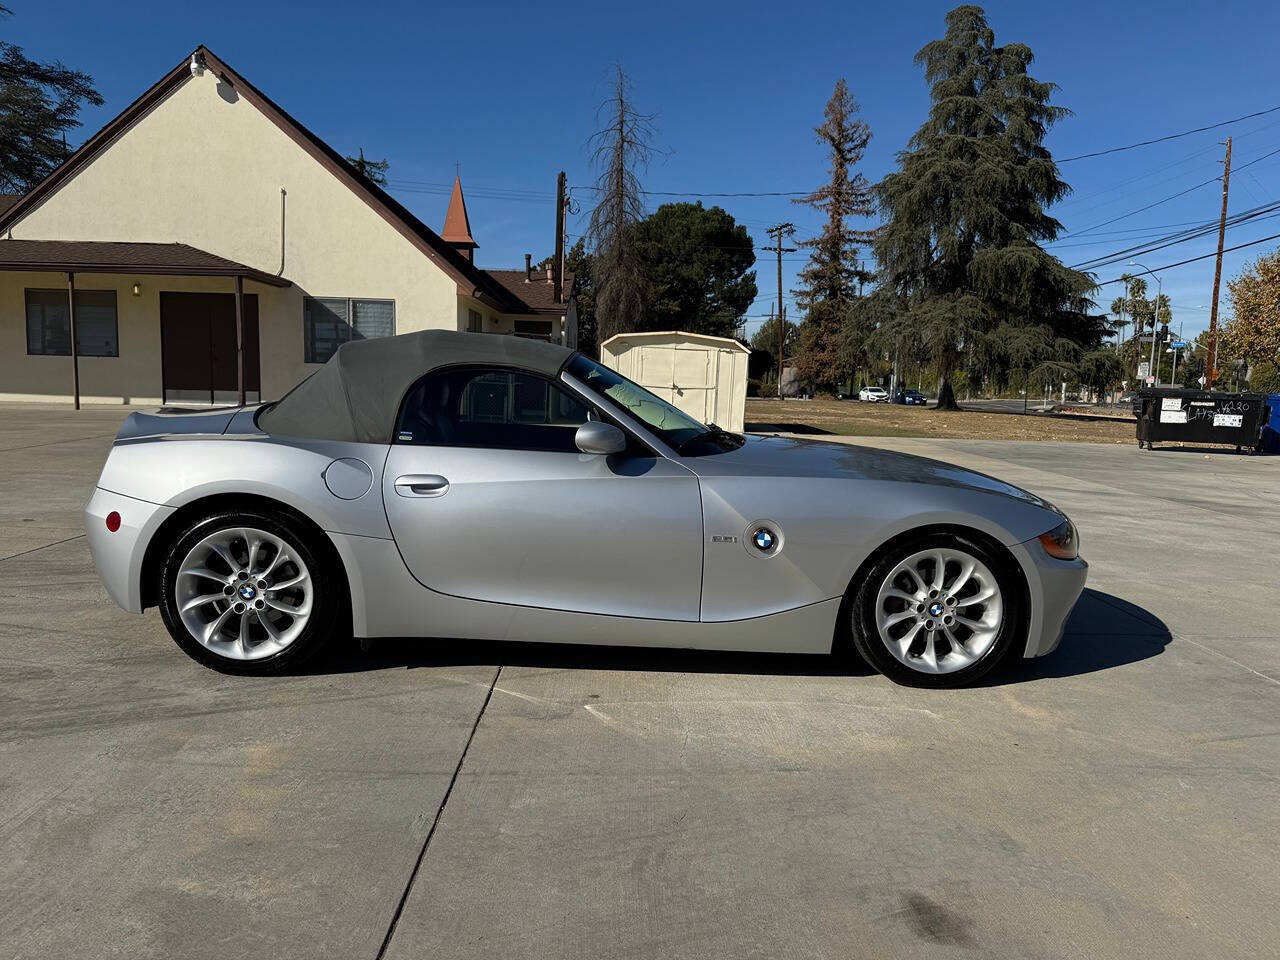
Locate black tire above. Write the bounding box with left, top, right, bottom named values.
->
left=843, top=531, right=1026, bottom=688
left=156, top=508, right=345, bottom=674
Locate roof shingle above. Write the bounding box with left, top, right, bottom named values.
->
left=482, top=269, right=575, bottom=314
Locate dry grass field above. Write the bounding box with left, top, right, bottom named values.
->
left=745, top=397, right=1136, bottom=443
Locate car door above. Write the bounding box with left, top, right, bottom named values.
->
left=382, top=365, right=704, bottom=620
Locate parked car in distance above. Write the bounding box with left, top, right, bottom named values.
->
left=85, top=330, right=1087, bottom=688
left=901, top=389, right=927, bottom=406
left=858, top=386, right=889, bottom=402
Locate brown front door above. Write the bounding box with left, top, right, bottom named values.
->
left=160, top=292, right=260, bottom=404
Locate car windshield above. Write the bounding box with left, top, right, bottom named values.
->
left=565, top=353, right=740, bottom=454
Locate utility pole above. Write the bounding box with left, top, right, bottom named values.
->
left=1147, top=274, right=1162, bottom=386
left=763, top=223, right=795, bottom=398
left=1207, top=137, right=1231, bottom=389
left=553, top=171, right=566, bottom=305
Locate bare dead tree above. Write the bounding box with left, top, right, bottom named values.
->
left=586, top=64, right=657, bottom=343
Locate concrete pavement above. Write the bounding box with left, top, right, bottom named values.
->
left=2, top=403, right=1278, bottom=959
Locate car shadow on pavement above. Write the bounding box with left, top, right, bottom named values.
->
left=305, top=588, right=1170, bottom=685
left=309, top=634, right=874, bottom=678
left=984, top=588, right=1171, bottom=686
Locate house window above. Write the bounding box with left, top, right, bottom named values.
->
left=304, top=296, right=395, bottom=363
left=25, top=288, right=119, bottom=357
left=467, top=308, right=482, bottom=333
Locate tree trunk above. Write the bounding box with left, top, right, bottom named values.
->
left=935, top=378, right=962, bottom=411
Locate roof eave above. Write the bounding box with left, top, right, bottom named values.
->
left=0, top=260, right=291, bottom=287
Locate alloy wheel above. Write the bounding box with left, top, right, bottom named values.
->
left=871, top=546, right=1003, bottom=675
left=174, top=526, right=313, bottom=661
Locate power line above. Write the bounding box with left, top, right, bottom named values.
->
left=1048, top=221, right=1239, bottom=250
left=564, top=229, right=818, bottom=255
left=574, top=185, right=808, bottom=198
left=1052, top=142, right=1224, bottom=212
left=1066, top=175, right=1222, bottom=238
left=1071, top=200, right=1280, bottom=270
left=1054, top=142, right=1280, bottom=243
left=1230, top=144, right=1280, bottom=174
left=386, top=179, right=555, bottom=204
left=1058, top=104, right=1280, bottom=162
left=383, top=110, right=1280, bottom=217
left=1095, top=230, right=1280, bottom=286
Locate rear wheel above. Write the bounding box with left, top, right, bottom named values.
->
left=846, top=532, right=1025, bottom=688
left=157, top=509, right=343, bottom=674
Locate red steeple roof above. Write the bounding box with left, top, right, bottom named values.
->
left=442, top=175, right=477, bottom=254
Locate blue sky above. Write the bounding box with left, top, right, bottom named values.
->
left=9, top=0, right=1280, bottom=342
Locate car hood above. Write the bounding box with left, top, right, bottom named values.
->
left=687, top=435, right=1061, bottom=513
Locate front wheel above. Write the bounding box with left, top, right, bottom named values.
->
left=846, top=532, right=1025, bottom=688
left=157, top=509, right=345, bottom=674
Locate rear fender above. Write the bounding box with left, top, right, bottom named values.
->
left=99, top=436, right=391, bottom=539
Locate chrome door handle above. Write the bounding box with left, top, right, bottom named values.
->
left=394, top=474, right=450, bottom=497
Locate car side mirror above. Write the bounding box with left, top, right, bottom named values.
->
left=575, top=421, right=626, bottom=455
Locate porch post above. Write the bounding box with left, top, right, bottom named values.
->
left=234, top=274, right=245, bottom=406
left=66, top=272, right=80, bottom=410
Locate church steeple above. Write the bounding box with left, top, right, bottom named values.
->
left=441, top=174, right=477, bottom=262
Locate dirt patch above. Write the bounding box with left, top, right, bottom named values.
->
left=746, top=397, right=1136, bottom=443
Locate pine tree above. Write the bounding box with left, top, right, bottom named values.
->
left=587, top=65, right=656, bottom=343
left=0, top=5, right=103, bottom=193
left=874, top=5, right=1101, bottom=410
left=632, top=202, right=757, bottom=337
left=791, top=79, right=876, bottom=391
left=345, top=147, right=390, bottom=186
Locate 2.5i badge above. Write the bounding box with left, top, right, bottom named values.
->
left=710, top=534, right=739, bottom=544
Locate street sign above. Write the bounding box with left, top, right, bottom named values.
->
left=1170, top=339, right=1188, bottom=349
left=1198, top=375, right=1207, bottom=387
left=1138, top=362, right=1150, bottom=380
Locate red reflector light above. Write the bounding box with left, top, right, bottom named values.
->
left=105, top=511, right=121, bottom=532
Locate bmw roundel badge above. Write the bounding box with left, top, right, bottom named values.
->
left=752, top=527, right=776, bottom=552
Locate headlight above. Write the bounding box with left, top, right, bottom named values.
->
left=1037, top=519, right=1079, bottom=560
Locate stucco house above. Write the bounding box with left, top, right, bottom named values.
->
left=0, top=46, right=574, bottom=406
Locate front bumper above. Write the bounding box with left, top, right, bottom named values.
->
left=85, top=487, right=174, bottom=614
left=1010, top=537, right=1089, bottom=658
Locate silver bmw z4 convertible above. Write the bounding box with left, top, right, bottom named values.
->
left=86, top=330, right=1087, bottom=687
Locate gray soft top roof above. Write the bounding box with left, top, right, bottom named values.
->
left=257, top=329, right=575, bottom=443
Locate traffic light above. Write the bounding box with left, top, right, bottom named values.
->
left=1159, top=323, right=1170, bottom=343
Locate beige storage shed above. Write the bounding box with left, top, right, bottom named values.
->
left=599, top=331, right=751, bottom=433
